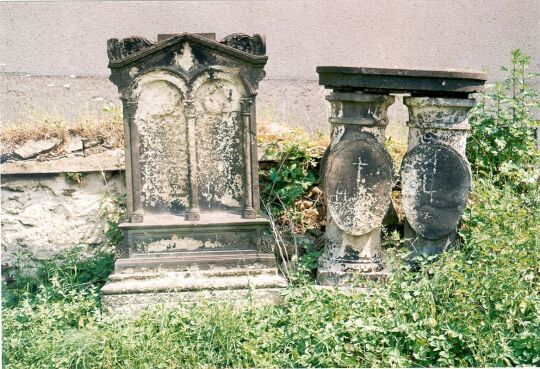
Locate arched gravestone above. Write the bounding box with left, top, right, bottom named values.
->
left=101, top=33, right=286, bottom=314
left=324, top=136, right=394, bottom=236
left=401, top=143, right=471, bottom=240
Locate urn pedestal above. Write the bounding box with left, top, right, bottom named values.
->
left=316, top=91, right=395, bottom=285
left=316, top=66, right=487, bottom=284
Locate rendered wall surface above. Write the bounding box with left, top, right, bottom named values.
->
left=1, top=0, right=539, bottom=134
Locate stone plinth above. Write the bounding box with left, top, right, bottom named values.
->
left=315, top=89, right=395, bottom=285
left=317, top=66, right=486, bottom=283
left=401, top=97, right=476, bottom=256
left=102, top=33, right=286, bottom=313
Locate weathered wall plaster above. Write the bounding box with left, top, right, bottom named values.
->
left=1, top=171, right=125, bottom=263
left=3, top=1, right=537, bottom=141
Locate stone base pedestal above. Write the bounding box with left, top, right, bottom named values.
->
left=101, top=266, right=286, bottom=314
left=116, top=213, right=273, bottom=257
left=317, top=268, right=387, bottom=286
left=404, top=221, right=459, bottom=259
left=102, top=214, right=287, bottom=314
left=317, top=222, right=384, bottom=286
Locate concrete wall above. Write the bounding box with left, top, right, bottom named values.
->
left=1, top=0, right=539, bottom=132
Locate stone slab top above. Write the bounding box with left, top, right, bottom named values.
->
left=119, top=212, right=270, bottom=229
left=317, top=66, right=487, bottom=97
left=1, top=149, right=125, bottom=175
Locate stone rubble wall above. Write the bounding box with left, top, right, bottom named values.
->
left=1, top=171, right=125, bottom=264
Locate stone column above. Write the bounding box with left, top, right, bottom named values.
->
left=317, top=92, right=395, bottom=285
left=241, top=97, right=256, bottom=219
left=183, top=99, right=200, bottom=221
left=126, top=98, right=144, bottom=223
left=401, top=97, right=475, bottom=256
left=120, top=96, right=134, bottom=219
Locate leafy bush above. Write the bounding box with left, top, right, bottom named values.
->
left=467, top=49, right=540, bottom=189
left=260, top=135, right=323, bottom=221
left=2, top=245, right=114, bottom=309
left=259, top=131, right=326, bottom=282
left=99, top=193, right=127, bottom=247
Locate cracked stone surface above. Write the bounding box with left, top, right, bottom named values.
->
left=13, top=138, right=61, bottom=159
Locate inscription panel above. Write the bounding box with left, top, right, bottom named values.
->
left=194, top=77, right=244, bottom=211
left=324, top=138, right=394, bottom=236
left=401, top=143, right=471, bottom=239
left=136, top=80, right=189, bottom=215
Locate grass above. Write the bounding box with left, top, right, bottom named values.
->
left=2, top=177, right=539, bottom=368
left=0, top=103, right=124, bottom=156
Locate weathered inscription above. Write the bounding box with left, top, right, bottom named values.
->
left=136, top=79, right=190, bottom=214
left=324, top=138, right=394, bottom=236
left=401, top=143, right=471, bottom=239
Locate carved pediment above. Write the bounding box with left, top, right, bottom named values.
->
left=107, top=37, right=153, bottom=62
left=220, top=33, right=265, bottom=56
left=107, top=33, right=267, bottom=67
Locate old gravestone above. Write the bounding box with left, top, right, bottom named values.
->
left=101, top=33, right=286, bottom=313
left=316, top=66, right=486, bottom=284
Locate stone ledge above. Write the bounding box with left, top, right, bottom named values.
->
left=101, top=287, right=286, bottom=315
left=1, top=145, right=276, bottom=175
left=102, top=270, right=287, bottom=295
left=115, top=251, right=278, bottom=273
left=1, top=149, right=124, bottom=175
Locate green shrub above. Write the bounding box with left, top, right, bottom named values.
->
left=2, top=245, right=114, bottom=309
left=3, top=179, right=539, bottom=368
left=99, top=193, right=127, bottom=247
left=467, top=49, right=540, bottom=189
left=260, top=136, right=322, bottom=220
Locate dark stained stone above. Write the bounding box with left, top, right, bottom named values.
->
left=158, top=33, right=216, bottom=42
left=323, top=136, right=394, bottom=236
left=107, top=33, right=267, bottom=72
left=401, top=143, right=471, bottom=240
left=317, top=66, right=487, bottom=98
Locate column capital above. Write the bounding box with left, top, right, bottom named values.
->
left=327, top=92, right=395, bottom=127
left=183, top=99, right=196, bottom=116
left=404, top=96, right=476, bottom=130
left=240, top=97, right=253, bottom=114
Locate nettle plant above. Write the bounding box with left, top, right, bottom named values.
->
left=259, top=136, right=325, bottom=233
left=467, top=49, right=540, bottom=189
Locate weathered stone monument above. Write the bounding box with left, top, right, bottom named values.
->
left=316, top=67, right=486, bottom=285
left=101, top=33, right=286, bottom=313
